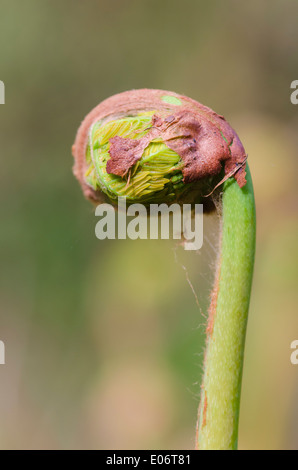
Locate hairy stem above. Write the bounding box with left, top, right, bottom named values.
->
left=196, top=164, right=256, bottom=450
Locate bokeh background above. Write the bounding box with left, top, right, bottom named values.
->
left=0, top=0, right=298, bottom=450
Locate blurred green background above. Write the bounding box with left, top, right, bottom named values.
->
left=0, top=0, right=298, bottom=450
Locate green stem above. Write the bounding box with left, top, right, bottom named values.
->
left=196, top=164, right=256, bottom=450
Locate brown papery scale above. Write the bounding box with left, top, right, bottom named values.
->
left=72, top=89, right=247, bottom=204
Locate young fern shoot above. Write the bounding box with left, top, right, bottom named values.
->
left=72, top=89, right=256, bottom=450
